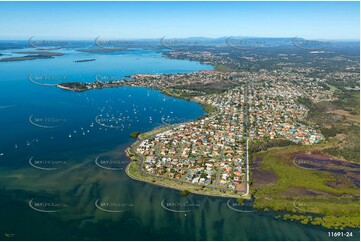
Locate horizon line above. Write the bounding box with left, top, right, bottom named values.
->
left=0, top=36, right=360, bottom=42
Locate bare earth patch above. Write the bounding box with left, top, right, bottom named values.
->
left=291, top=151, right=359, bottom=188
left=252, top=167, right=277, bottom=188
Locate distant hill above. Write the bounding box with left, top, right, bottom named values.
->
left=0, top=37, right=358, bottom=51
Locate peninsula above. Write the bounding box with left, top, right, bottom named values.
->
left=56, top=45, right=360, bottom=230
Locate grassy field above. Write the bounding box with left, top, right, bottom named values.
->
left=251, top=145, right=360, bottom=230
left=244, top=88, right=359, bottom=230
left=214, top=64, right=236, bottom=72
left=325, top=83, right=339, bottom=92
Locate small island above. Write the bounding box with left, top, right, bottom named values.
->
left=73, top=59, right=96, bottom=63
left=0, top=51, right=64, bottom=62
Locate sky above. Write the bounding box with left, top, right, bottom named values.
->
left=0, top=1, right=359, bottom=40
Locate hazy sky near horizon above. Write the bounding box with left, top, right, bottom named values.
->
left=0, top=1, right=359, bottom=40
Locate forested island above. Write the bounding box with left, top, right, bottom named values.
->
left=0, top=51, right=64, bottom=62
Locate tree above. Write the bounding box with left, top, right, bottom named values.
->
left=180, top=190, right=190, bottom=196
left=237, top=197, right=245, bottom=205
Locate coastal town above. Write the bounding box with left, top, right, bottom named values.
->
left=119, top=70, right=336, bottom=193
left=137, top=86, right=248, bottom=192
left=56, top=67, right=341, bottom=194
left=54, top=42, right=359, bottom=197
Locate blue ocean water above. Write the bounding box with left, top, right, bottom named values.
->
left=0, top=48, right=210, bottom=167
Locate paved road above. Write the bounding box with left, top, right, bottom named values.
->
left=243, top=82, right=250, bottom=196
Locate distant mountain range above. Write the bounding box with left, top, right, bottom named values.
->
left=0, top=37, right=359, bottom=51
